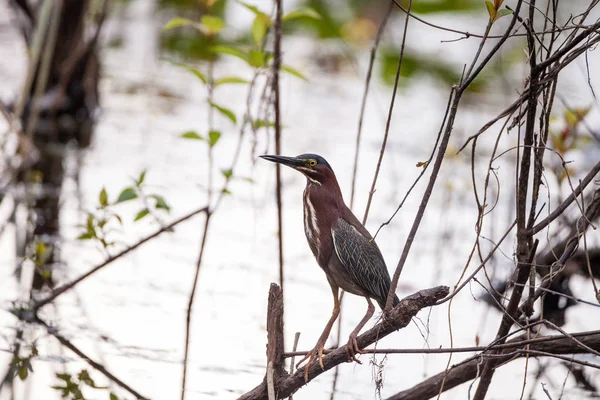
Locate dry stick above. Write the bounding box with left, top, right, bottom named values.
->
left=181, top=71, right=253, bottom=397
left=181, top=213, right=211, bottom=400
left=543, top=320, right=600, bottom=358
left=238, top=286, right=449, bottom=400
left=386, top=332, right=600, bottom=400
left=529, top=159, right=600, bottom=235
left=385, top=0, right=525, bottom=312
left=36, top=318, right=148, bottom=400
left=519, top=189, right=600, bottom=316
left=534, top=19, right=600, bottom=73
left=285, top=330, right=600, bottom=357
left=34, top=207, right=208, bottom=310
left=270, top=7, right=285, bottom=399
left=393, top=0, right=581, bottom=41
left=349, top=0, right=393, bottom=209
left=287, top=332, right=300, bottom=400
left=472, top=4, right=540, bottom=397
left=373, top=87, right=452, bottom=239
left=512, top=281, right=600, bottom=308
left=362, top=0, right=413, bottom=226
left=273, top=0, right=284, bottom=297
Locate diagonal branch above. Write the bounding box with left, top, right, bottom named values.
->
left=386, top=331, right=600, bottom=400
left=36, top=318, right=149, bottom=400
left=34, top=206, right=208, bottom=310
left=238, top=285, right=449, bottom=400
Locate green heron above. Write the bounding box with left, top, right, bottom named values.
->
left=261, top=153, right=399, bottom=375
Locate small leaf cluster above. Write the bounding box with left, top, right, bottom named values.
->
left=165, top=2, right=320, bottom=170
left=51, top=369, right=118, bottom=400
left=163, top=1, right=320, bottom=86
left=23, top=240, right=54, bottom=283
left=78, top=171, right=171, bottom=248
left=11, top=343, right=38, bottom=381
left=485, top=0, right=513, bottom=23
left=115, top=170, right=171, bottom=222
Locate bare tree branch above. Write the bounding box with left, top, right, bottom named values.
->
left=239, top=286, right=450, bottom=400
left=387, top=331, right=600, bottom=400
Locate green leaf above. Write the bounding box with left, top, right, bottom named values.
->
left=281, top=65, right=306, bottom=80
left=214, top=76, right=249, bottom=86
left=251, top=16, right=268, bottom=46
left=110, top=393, right=120, bottom=400
left=17, top=366, right=28, bottom=380
left=485, top=0, right=496, bottom=21
left=150, top=195, right=171, bottom=211
left=167, top=61, right=207, bottom=84
left=163, top=17, right=196, bottom=31
left=112, top=214, right=123, bottom=225
left=208, top=130, right=221, bottom=147
left=208, top=101, right=237, bottom=124
left=77, top=232, right=95, bottom=240
left=137, top=170, right=146, bottom=186
left=237, top=1, right=270, bottom=21
left=495, top=8, right=513, bottom=20
left=35, top=242, right=46, bottom=260
left=134, top=209, right=150, bottom=222
left=180, top=131, right=205, bottom=140
left=221, top=188, right=232, bottom=195
left=248, top=50, right=265, bottom=67
left=99, top=188, right=108, bottom=207
left=210, top=45, right=249, bottom=62
left=201, top=15, right=224, bottom=34
left=116, top=187, right=138, bottom=203
left=252, top=119, right=276, bottom=129
left=221, top=169, right=233, bottom=179
left=283, top=7, right=322, bottom=21
left=87, top=213, right=95, bottom=230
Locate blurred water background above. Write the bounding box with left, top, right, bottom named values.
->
left=0, top=0, right=599, bottom=399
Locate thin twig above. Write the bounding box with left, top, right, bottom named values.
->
left=181, top=212, right=211, bottom=400
left=284, top=330, right=600, bottom=357
left=273, top=0, right=285, bottom=296
left=385, top=0, right=525, bottom=311
left=288, top=332, right=300, bottom=400
left=362, top=0, right=413, bottom=226
left=34, top=206, right=208, bottom=310
left=350, top=0, right=393, bottom=209
left=37, top=318, right=149, bottom=400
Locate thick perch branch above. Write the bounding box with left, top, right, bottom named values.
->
left=239, top=285, right=449, bottom=400
left=387, top=330, right=600, bottom=400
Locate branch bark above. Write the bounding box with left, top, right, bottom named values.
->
left=239, top=285, right=449, bottom=400
left=387, top=331, right=600, bottom=400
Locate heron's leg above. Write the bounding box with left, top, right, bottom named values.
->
left=345, top=296, right=375, bottom=363
left=296, top=283, right=340, bottom=380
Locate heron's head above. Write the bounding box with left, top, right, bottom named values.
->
left=260, top=153, right=335, bottom=186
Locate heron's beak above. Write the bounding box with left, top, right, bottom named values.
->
left=260, top=155, right=304, bottom=169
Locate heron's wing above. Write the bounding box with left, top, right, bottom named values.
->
left=331, top=217, right=392, bottom=303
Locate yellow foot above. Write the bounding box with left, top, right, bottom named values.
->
left=296, top=344, right=325, bottom=382
left=344, top=335, right=365, bottom=364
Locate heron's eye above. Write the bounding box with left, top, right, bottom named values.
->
left=309, top=159, right=317, bottom=167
